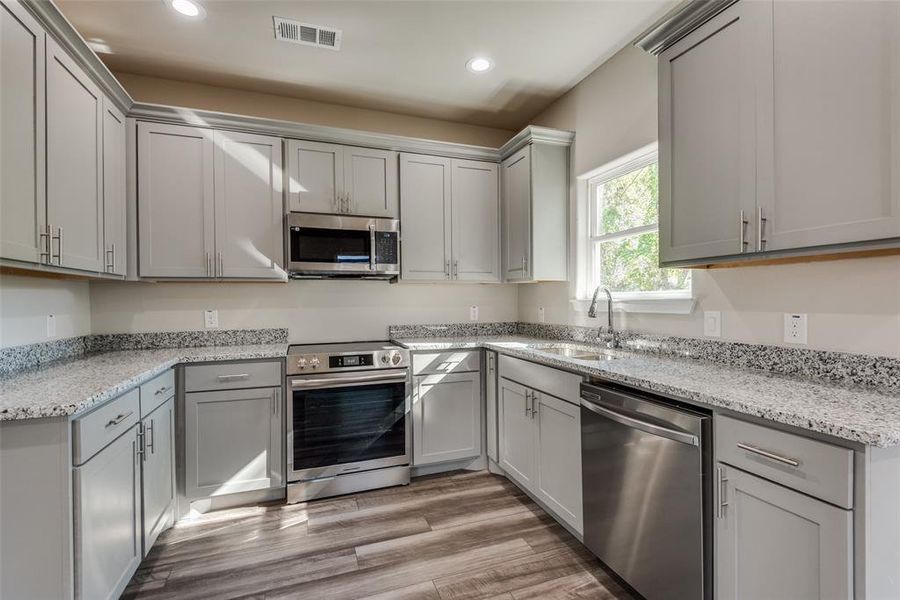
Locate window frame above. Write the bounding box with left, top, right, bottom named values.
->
left=574, top=142, right=693, bottom=313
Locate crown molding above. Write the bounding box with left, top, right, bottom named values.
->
left=499, top=125, right=575, bottom=159
left=633, top=0, right=739, bottom=55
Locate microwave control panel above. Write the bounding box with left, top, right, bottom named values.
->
left=375, top=232, right=398, bottom=265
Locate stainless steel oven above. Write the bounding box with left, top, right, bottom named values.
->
left=286, top=342, right=410, bottom=503
left=286, top=213, right=400, bottom=279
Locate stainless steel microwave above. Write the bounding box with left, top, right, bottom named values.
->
left=286, top=213, right=400, bottom=279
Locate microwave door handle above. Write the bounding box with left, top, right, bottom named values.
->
left=369, top=225, right=376, bottom=271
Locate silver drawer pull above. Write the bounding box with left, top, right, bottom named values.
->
left=154, top=385, right=172, bottom=396
left=105, top=411, right=133, bottom=428
left=737, top=442, right=801, bottom=467
left=217, top=373, right=250, bottom=382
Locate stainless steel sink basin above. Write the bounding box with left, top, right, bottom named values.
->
left=532, top=345, right=618, bottom=361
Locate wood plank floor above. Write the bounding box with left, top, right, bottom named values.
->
left=123, top=470, right=633, bottom=600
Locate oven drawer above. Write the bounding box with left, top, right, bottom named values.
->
left=184, top=361, right=282, bottom=392
left=72, top=388, right=140, bottom=466
left=715, top=415, right=854, bottom=508
left=413, top=351, right=481, bottom=375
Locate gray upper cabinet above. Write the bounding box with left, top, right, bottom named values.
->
left=184, top=386, right=283, bottom=499
left=46, top=35, right=105, bottom=273
left=760, top=0, right=900, bottom=251
left=499, top=128, right=570, bottom=283
left=716, top=464, right=852, bottom=600
left=658, top=0, right=769, bottom=264
left=286, top=139, right=343, bottom=214
left=287, top=140, right=399, bottom=217
left=344, top=146, right=399, bottom=217
left=0, top=0, right=45, bottom=265
left=412, top=371, right=482, bottom=466
left=73, top=425, right=142, bottom=600
left=656, top=0, right=900, bottom=265
left=400, top=153, right=452, bottom=280
left=213, top=130, right=285, bottom=279
left=102, top=99, right=126, bottom=276
left=138, top=122, right=216, bottom=278
left=452, top=159, right=500, bottom=282
left=400, top=153, right=500, bottom=282
left=141, top=396, right=175, bottom=555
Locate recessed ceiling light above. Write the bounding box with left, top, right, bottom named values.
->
left=166, top=0, right=205, bottom=19
left=466, top=57, right=494, bottom=73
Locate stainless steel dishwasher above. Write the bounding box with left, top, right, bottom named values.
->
left=581, top=382, right=712, bottom=600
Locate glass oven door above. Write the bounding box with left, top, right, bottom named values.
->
left=288, top=370, right=409, bottom=481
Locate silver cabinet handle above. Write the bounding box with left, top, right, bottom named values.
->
left=453, top=259, right=458, bottom=278
left=154, top=385, right=172, bottom=396
left=105, top=411, right=133, bottom=428
left=217, top=252, right=223, bottom=278
left=525, top=389, right=532, bottom=416
left=445, top=259, right=451, bottom=279
left=716, top=465, right=728, bottom=518
left=739, top=210, right=749, bottom=253
left=531, top=392, right=538, bottom=420
left=736, top=442, right=800, bottom=467
left=39, top=224, right=51, bottom=263
left=757, top=207, right=767, bottom=251
left=146, top=419, right=155, bottom=454
left=137, top=425, right=145, bottom=459
left=206, top=252, right=211, bottom=277
left=51, top=226, right=62, bottom=264
left=217, top=373, right=250, bottom=382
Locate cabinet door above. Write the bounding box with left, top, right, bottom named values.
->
left=285, top=139, right=343, bottom=214
left=501, top=146, right=531, bottom=281
left=658, top=1, right=771, bottom=264
left=716, top=464, right=852, bottom=600
left=485, top=351, right=498, bottom=463
left=46, top=36, right=104, bottom=272
left=534, top=392, right=582, bottom=534
left=344, top=146, right=398, bottom=217
left=498, top=378, right=535, bottom=488
left=213, top=130, right=285, bottom=279
left=141, top=397, right=175, bottom=555
left=102, top=98, right=126, bottom=276
left=185, top=387, right=282, bottom=499
left=0, top=0, right=45, bottom=264
left=73, top=427, right=141, bottom=600
left=137, top=122, right=215, bottom=277
left=452, top=159, right=500, bottom=282
left=759, top=1, right=900, bottom=251
left=399, top=153, right=452, bottom=280
left=413, top=371, right=482, bottom=466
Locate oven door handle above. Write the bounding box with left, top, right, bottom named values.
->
left=291, top=371, right=408, bottom=390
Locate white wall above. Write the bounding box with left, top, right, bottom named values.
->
left=522, top=45, right=900, bottom=358
left=0, top=275, right=92, bottom=347
left=89, top=281, right=517, bottom=343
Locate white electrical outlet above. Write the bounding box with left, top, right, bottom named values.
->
left=703, top=311, right=722, bottom=337
left=538, top=306, right=545, bottom=323
left=204, top=309, right=219, bottom=329
left=783, top=313, right=808, bottom=344
left=46, top=314, right=56, bottom=338
left=469, top=305, right=479, bottom=321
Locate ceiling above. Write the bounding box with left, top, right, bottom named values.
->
left=57, top=0, right=676, bottom=130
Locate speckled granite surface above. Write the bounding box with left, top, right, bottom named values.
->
left=0, top=336, right=89, bottom=378
left=395, top=336, right=900, bottom=447
left=0, top=344, right=288, bottom=422
left=388, top=322, right=518, bottom=339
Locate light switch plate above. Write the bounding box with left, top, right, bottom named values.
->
left=703, top=311, right=721, bottom=337
left=204, top=309, right=219, bottom=329
left=46, top=314, right=56, bottom=338
left=783, top=313, right=808, bottom=344
left=469, top=305, right=479, bottom=321
left=538, top=306, right=545, bottom=323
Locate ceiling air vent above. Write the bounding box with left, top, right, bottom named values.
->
left=273, top=16, right=342, bottom=51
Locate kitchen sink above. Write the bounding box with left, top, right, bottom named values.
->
left=531, top=345, right=619, bottom=361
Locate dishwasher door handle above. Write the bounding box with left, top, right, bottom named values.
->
left=580, top=398, right=699, bottom=446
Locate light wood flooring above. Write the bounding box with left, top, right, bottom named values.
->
left=124, top=470, right=633, bottom=600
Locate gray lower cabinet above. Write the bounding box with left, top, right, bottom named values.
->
left=73, top=424, right=142, bottom=600
left=716, top=463, right=853, bottom=600
left=412, top=370, right=482, bottom=465
left=141, top=396, right=176, bottom=554
left=485, top=351, right=498, bottom=463
left=498, top=378, right=536, bottom=488
left=184, top=387, right=283, bottom=499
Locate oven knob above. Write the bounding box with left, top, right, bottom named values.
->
left=309, top=356, right=320, bottom=368
left=390, top=353, right=402, bottom=366
left=381, top=354, right=389, bottom=364
left=296, top=357, right=307, bottom=369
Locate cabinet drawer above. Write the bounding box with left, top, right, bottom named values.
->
left=140, top=369, right=175, bottom=417
left=413, top=351, right=481, bottom=375
left=72, top=388, right=140, bottom=466
left=498, top=354, right=582, bottom=405
left=715, top=415, right=854, bottom=508
left=184, top=360, right=282, bottom=392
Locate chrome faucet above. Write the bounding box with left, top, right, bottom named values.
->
left=588, top=286, right=619, bottom=348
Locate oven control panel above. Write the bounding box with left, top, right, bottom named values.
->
left=289, top=347, right=409, bottom=374
left=329, top=354, right=374, bottom=369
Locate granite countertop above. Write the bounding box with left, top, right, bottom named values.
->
left=395, top=336, right=900, bottom=448
left=0, top=344, right=289, bottom=422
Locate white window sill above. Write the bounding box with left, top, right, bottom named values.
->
left=570, top=293, right=696, bottom=315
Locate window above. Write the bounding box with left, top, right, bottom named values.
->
left=579, top=144, right=690, bottom=303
